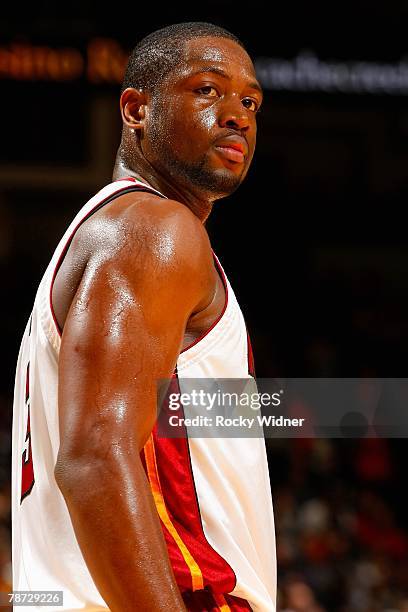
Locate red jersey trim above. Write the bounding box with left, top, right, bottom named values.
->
left=246, top=330, right=256, bottom=378
left=144, top=373, right=237, bottom=595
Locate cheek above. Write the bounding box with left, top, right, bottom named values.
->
left=144, top=105, right=178, bottom=155
left=196, top=106, right=218, bottom=133
left=175, top=105, right=218, bottom=157
left=146, top=99, right=218, bottom=159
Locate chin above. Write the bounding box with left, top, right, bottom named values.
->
left=165, top=155, right=246, bottom=197
left=196, top=165, right=245, bottom=197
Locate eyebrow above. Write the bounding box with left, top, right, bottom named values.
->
left=187, top=66, right=263, bottom=95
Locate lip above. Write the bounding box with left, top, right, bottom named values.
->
left=214, top=146, right=245, bottom=163
left=214, top=136, right=248, bottom=164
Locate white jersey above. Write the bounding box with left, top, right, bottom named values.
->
left=12, top=178, right=276, bottom=611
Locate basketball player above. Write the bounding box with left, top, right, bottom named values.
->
left=12, top=23, right=276, bottom=611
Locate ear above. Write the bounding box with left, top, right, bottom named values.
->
left=120, top=87, right=148, bottom=131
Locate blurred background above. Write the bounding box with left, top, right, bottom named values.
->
left=1, top=2, right=408, bottom=610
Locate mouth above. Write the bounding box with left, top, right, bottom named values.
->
left=214, top=145, right=245, bottom=164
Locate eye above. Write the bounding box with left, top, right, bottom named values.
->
left=196, top=86, right=218, bottom=97
left=242, top=98, right=259, bottom=112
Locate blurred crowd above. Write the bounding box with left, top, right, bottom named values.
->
left=271, top=437, right=408, bottom=611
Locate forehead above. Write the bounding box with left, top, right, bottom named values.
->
left=178, top=35, right=257, bottom=80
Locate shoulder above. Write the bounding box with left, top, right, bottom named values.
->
left=83, top=191, right=212, bottom=276
left=52, top=190, right=215, bottom=332
left=124, top=192, right=209, bottom=251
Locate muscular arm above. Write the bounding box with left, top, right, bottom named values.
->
left=54, top=199, right=214, bottom=611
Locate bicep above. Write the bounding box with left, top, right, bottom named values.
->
left=57, top=257, right=190, bottom=464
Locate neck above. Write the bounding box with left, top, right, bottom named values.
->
left=113, top=150, right=214, bottom=224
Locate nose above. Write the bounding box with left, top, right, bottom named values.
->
left=218, top=96, right=250, bottom=131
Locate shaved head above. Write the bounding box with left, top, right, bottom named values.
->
left=122, top=22, right=246, bottom=94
